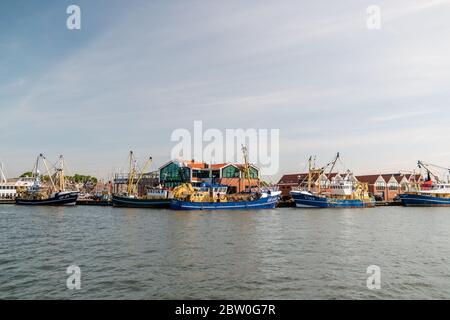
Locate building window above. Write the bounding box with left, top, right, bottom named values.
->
left=388, top=183, right=398, bottom=190
left=222, top=166, right=240, bottom=178
left=375, top=181, right=385, bottom=190
left=160, top=162, right=190, bottom=187
left=249, top=167, right=258, bottom=179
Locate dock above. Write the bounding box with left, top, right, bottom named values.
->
left=375, top=201, right=402, bottom=207
left=76, top=199, right=112, bottom=206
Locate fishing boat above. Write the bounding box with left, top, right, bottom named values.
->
left=399, top=161, right=450, bottom=207
left=290, top=153, right=375, bottom=208
left=15, top=154, right=79, bottom=206
left=111, top=151, right=171, bottom=208
left=170, top=146, right=281, bottom=210
left=170, top=184, right=280, bottom=210
left=112, top=188, right=171, bottom=208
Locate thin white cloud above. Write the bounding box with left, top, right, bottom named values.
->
left=369, top=110, right=436, bottom=123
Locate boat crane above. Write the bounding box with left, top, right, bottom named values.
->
left=111, top=151, right=170, bottom=208
left=125, top=151, right=153, bottom=196
left=30, top=153, right=57, bottom=191
left=417, top=160, right=450, bottom=183
left=304, top=152, right=340, bottom=193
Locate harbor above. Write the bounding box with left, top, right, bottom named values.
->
left=1, top=152, right=449, bottom=209
left=2, top=0, right=450, bottom=306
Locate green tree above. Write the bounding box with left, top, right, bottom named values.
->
left=19, top=172, right=33, bottom=177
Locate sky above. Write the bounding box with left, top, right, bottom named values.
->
left=1, top=0, right=450, bottom=182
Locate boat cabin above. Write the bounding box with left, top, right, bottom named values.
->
left=146, top=188, right=170, bottom=199
left=330, top=180, right=353, bottom=196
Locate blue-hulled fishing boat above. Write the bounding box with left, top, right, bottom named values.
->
left=290, top=153, right=375, bottom=208
left=399, top=160, right=450, bottom=207
left=170, top=183, right=280, bottom=210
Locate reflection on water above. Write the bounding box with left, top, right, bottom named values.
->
left=1, top=205, right=450, bottom=299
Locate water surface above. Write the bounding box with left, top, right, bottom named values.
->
left=1, top=205, right=450, bottom=299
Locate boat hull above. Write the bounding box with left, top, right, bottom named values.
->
left=170, top=194, right=280, bottom=210
left=399, top=193, right=450, bottom=207
left=15, top=191, right=79, bottom=206
left=112, top=195, right=171, bottom=208
left=291, top=192, right=375, bottom=208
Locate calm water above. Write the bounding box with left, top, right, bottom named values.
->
left=1, top=205, right=450, bottom=299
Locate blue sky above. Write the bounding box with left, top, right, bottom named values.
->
left=1, top=0, right=450, bottom=181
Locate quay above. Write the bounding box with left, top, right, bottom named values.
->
left=375, top=201, right=402, bottom=207
left=1, top=199, right=112, bottom=206
left=276, top=199, right=402, bottom=208
left=76, top=199, right=112, bottom=206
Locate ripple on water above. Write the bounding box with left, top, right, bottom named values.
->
left=1, top=206, right=450, bottom=299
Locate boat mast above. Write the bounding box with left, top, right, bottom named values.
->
left=33, top=154, right=40, bottom=178
left=127, top=151, right=136, bottom=195
left=317, top=164, right=321, bottom=194
left=56, top=155, right=65, bottom=191
left=0, top=161, right=6, bottom=183
left=307, top=156, right=312, bottom=192
left=241, top=145, right=251, bottom=192
left=40, top=154, right=57, bottom=191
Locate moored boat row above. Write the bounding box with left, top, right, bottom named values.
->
left=111, top=148, right=282, bottom=210
left=2, top=151, right=450, bottom=209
